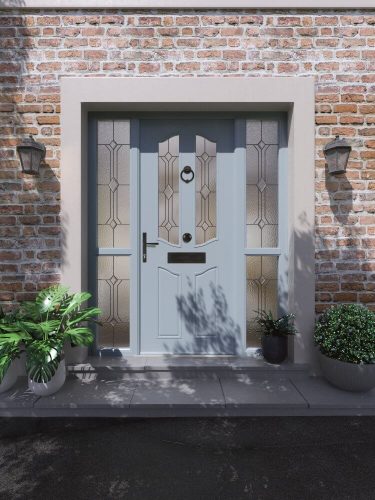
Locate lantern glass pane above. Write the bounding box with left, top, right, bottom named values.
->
left=19, top=148, right=32, bottom=172
left=31, top=149, right=43, bottom=172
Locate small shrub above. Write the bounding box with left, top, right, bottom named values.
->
left=314, top=304, right=375, bottom=364
left=256, top=310, right=296, bottom=337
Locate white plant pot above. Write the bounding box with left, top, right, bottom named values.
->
left=0, top=360, right=18, bottom=394
left=319, top=351, right=375, bottom=392
left=28, top=359, right=66, bottom=397
left=64, top=342, right=88, bottom=365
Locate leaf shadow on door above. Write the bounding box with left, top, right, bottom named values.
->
left=164, top=281, right=242, bottom=355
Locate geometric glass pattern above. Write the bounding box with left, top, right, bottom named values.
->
left=97, top=256, right=130, bottom=348
left=246, top=256, right=278, bottom=347
left=246, top=120, right=279, bottom=248
left=158, top=136, right=179, bottom=244
left=195, top=135, right=217, bottom=245
left=97, top=120, right=130, bottom=248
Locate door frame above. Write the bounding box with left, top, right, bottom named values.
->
left=61, top=77, right=315, bottom=365
left=88, top=112, right=288, bottom=356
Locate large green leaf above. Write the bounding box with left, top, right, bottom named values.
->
left=67, top=308, right=101, bottom=327
left=62, top=292, right=92, bottom=316
left=0, top=354, right=12, bottom=384
left=27, top=356, right=60, bottom=384
left=35, top=285, right=69, bottom=314
left=65, top=327, right=94, bottom=346
left=26, top=339, right=64, bottom=383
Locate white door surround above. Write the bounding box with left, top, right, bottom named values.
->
left=61, top=77, right=315, bottom=365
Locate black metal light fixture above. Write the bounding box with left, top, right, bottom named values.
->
left=16, top=135, right=46, bottom=175
left=323, top=135, right=351, bottom=175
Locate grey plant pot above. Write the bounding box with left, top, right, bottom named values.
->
left=0, top=360, right=18, bottom=394
left=261, top=335, right=288, bottom=364
left=318, top=351, right=375, bottom=392
left=28, top=359, right=66, bottom=397
left=64, top=342, right=88, bottom=365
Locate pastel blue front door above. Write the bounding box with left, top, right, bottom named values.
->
left=140, top=119, right=244, bottom=354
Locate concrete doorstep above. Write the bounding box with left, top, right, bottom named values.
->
left=0, top=358, right=374, bottom=417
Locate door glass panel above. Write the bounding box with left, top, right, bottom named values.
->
left=97, top=120, right=130, bottom=248
left=246, top=120, right=279, bottom=248
left=246, top=256, right=278, bottom=347
left=195, top=136, right=217, bottom=245
left=158, top=135, right=179, bottom=244
left=97, top=256, right=130, bottom=348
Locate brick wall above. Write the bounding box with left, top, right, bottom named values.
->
left=0, top=10, right=375, bottom=312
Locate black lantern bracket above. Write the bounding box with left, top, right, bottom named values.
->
left=323, top=135, right=351, bottom=176
left=16, top=135, right=46, bottom=175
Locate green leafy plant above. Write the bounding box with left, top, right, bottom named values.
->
left=256, top=310, right=296, bottom=337
left=0, top=286, right=101, bottom=384
left=0, top=309, right=30, bottom=383
left=314, top=304, right=375, bottom=364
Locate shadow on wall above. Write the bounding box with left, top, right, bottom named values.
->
left=164, top=281, right=242, bottom=355
left=0, top=3, right=64, bottom=309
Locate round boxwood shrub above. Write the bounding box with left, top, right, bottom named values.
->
left=314, top=304, right=375, bottom=364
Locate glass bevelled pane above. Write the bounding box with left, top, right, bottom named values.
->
left=246, top=120, right=262, bottom=145
left=195, top=135, right=217, bottom=245
left=113, top=120, right=130, bottom=145
left=262, top=120, right=278, bottom=144
left=246, top=256, right=278, bottom=347
left=97, top=119, right=130, bottom=248
left=98, top=120, right=113, bottom=144
left=246, top=120, right=279, bottom=249
left=97, top=255, right=130, bottom=348
left=97, top=146, right=111, bottom=184
left=158, top=136, right=179, bottom=245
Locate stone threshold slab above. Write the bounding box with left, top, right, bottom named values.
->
left=0, top=372, right=374, bottom=417
left=68, top=356, right=309, bottom=373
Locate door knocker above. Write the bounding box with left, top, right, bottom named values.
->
left=180, top=166, right=194, bottom=184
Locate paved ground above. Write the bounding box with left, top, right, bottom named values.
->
left=0, top=417, right=374, bottom=500
left=2, top=359, right=375, bottom=416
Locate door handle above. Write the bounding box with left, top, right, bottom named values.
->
left=142, top=232, right=159, bottom=262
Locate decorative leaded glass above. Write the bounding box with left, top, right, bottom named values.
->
left=246, top=120, right=279, bottom=248
left=195, top=136, right=217, bottom=245
left=97, top=120, right=130, bottom=248
left=97, top=256, right=130, bottom=348
left=246, top=256, right=278, bottom=347
left=158, top=136, right=179, bottom=244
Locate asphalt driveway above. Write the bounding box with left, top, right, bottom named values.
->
left=0, top=417, right=374, bottom=500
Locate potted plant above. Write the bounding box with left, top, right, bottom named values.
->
left=314, top=304, right=375, bottom=392
left=0, top=308, right=32, bottom=393
left=0, top=312, right=25, bottom=393
left=18, top=285, right=100, bottom=396
left=256, top=310, right=296, bottom=364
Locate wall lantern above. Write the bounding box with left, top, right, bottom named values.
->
left=16, top=135, right=46, bottom=175
left=323, top=135, right=351, bottom=175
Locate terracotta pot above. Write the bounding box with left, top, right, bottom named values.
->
left=319, top=351, right=375, bottom=392
left=28, top=359, right=66, bottom=397
left=261, top=335, right=288, bottom=364
left=0, top=360, right=18, bottom=394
